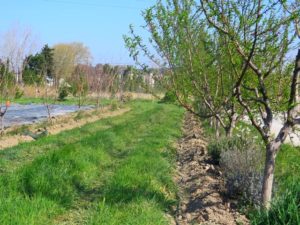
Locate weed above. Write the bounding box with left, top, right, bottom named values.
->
left=110, top=100, right=120, bottom=111
left=74, top=110, right=85, bottom=121
left=159, top=90, right=177, bottom=104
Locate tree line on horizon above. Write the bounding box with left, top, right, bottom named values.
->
left=0, top=24, right=161, bottom=101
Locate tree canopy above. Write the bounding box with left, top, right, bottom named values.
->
left=125, top=0, right=300, bottom=208
left=23, top=44, right=54, bottom=85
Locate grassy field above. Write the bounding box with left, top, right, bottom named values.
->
left=0, top=100, right=184, bottom=225
left=13, top=96, right=113, bottom=106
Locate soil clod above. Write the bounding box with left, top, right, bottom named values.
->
left=175, top=113, right=249, bottom=225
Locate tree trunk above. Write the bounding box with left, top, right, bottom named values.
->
left=0, top=116, right=4, bottom=134
left=96, top=97, right=100, bottom=109
left=261, top=143, right=277, bottom=208
left=225, top=115, right=237, bottom=137
left=261, top=121, right=295, bottom=208
left=215, top=119, right=220, bottom=138
left=210, top=117, right=213, bottom=127
left=294, top=49, right=300, bottom=113
left=46, top=104, right=52, bottom=122
left=96, top=87, right=101, bottom=109
left=225, top=126, right=233, bottom=137
left=0, top=108, right=8, bottom=134
left=17, top=69, right=23, bottom=84
left=78, top=94, right=81, bottom=109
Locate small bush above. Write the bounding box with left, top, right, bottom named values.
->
left=120, top=93, right=133, bottom=103
left=207, top=136, right=250, bottom=164
left=58, top=86, right=69, bottom=101
left=14, top=87, right=24, bottom=99
left=74, top=110, right=84, bottom=121
left=207, top=140, right=223, bottom=163
left=219, top=136, right=264, bottom=204
left=111, top=100, right=119, bottom=111
left=160, top=90, right=177, bottom=103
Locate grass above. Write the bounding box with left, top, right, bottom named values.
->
left=246, top=144, right=300, bottom=225
left=14, top=96, right=113, bottom=106
left=276, top=144, right=300, bottom=187
left=0, top=100, right=184, bottom=225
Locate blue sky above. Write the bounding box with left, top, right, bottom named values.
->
left=0, top=0, right=157, bottom=65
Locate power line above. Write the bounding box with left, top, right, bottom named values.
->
left=42, top=0, right=146, bottom=10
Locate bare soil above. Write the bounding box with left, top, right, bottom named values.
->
left=0, top=106, right=130, bottom=150
left=175, top=113, right=249, bottom=225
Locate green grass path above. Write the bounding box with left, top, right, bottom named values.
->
left=14, top=97, right=112, bottom=106
left=0, top=101, right=184, bottom=225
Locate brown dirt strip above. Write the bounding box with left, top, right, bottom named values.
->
left=174, top=113, right=249, bottom=225
left=0, top=106, right=131, bottom=150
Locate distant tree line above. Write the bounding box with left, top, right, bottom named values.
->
left=0, top=24, right=159, bottom=100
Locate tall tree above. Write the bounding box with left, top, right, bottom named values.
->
left=0, top=24, right=37, bottom=83
left=0, top=60, right=15, bottom=132
left=53, top=42, right=91, bottom=84
left=41, top=44, right=54, bottom=78
left=23, top=44, right=54, bottom=85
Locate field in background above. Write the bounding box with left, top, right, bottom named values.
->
left=19, top=85, right=160, bottom=100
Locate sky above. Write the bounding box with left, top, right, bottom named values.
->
left=0, top=0, right=157, bottom=65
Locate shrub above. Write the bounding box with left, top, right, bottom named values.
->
left=14, top=87, right=24, bottom=99
left=74, top=110, right=84, bottom=121
left=160, top=90, right=177, bottom=103
left=208, top=136, right=264, bottom=204
left=120, top=93, right=133, bottom=103
left=58, top=86, right=69, bottom=101
left=207, top=136, right=251, bottom=164
left=220, top=139, right=264, bottom=204
left=111, top=100, right=119, bottom=111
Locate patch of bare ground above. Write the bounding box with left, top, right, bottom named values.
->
left=0, top=106, right=130, bottom=150
left=175, top=113, right=249, bottom=225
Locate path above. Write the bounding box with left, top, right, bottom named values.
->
left=175, top=113, right=249, bottom=225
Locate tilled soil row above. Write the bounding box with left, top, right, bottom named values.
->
left=175, top=113, right=249, bottom=225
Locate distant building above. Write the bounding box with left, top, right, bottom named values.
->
left=46, top=77, right=54, bottom=86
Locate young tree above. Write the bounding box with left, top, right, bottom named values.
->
left=93, top=64, right=109, bottom=108
left=200, top=0, right=300, bottom=207
left=53, top=42, right=91, bottom=85
left=23, top=54, right=45, bottom=86
left=23, top=45, right=55, bottom=121
left=41, top=44, right=55, bottom=79
left=70, top=65, right=89, bottom=108
left=94, top=67, right=104, bottom=108
left=102, top=64, right=120, bottom=99
left=124, top=0, right=241, bottom=137
left=0, top=60, right=15, bottom=132
left=0, top=24, right=37, bottom=83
